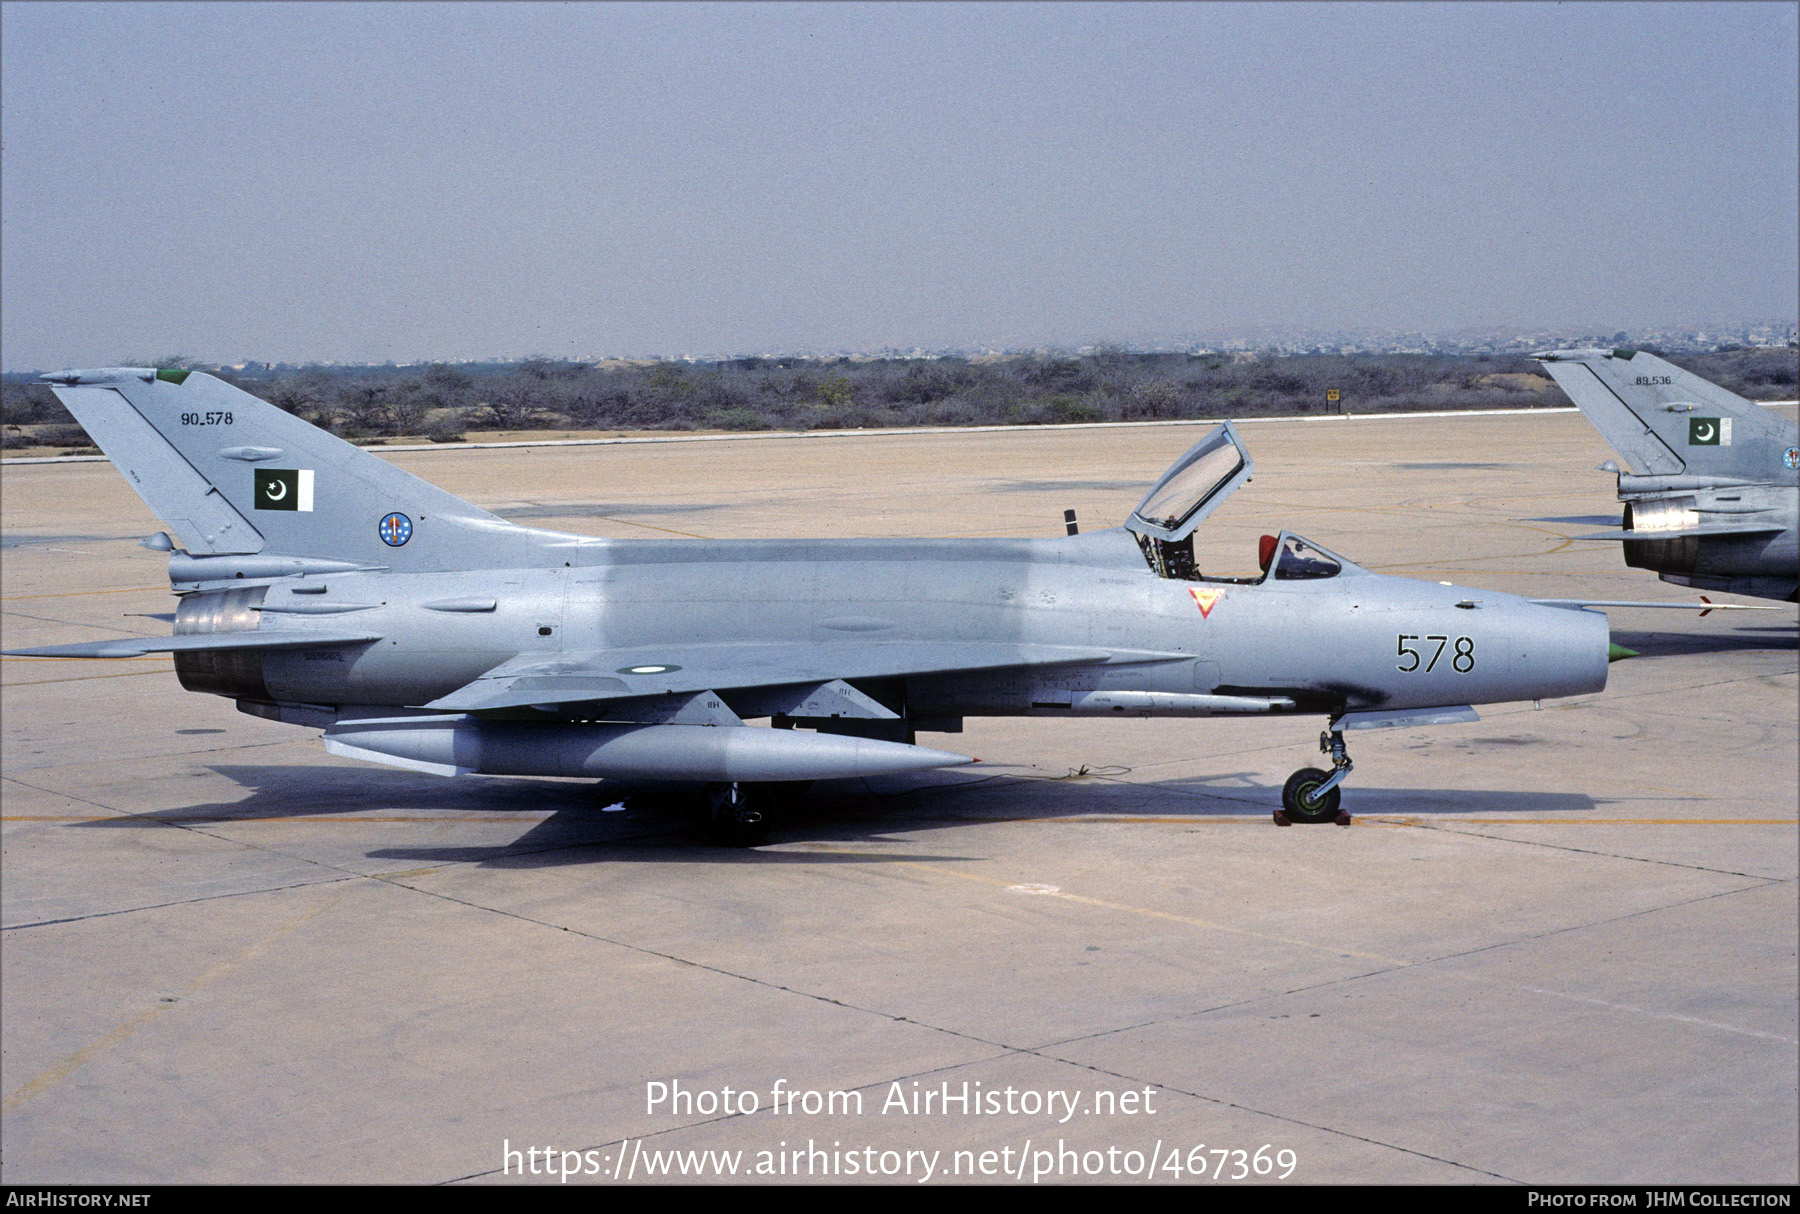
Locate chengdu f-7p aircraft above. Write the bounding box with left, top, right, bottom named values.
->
left=1536, top=349, right=1799, bottom=603
left=9, top=367, right=1613, bottom=841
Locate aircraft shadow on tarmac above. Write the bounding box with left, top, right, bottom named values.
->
left=1, top=532, right=116, bottom=547
left=66, top=761, right=1601, bottom=867
left=1524, top=514, right=1627, bottom=526
left=988, top=478, right=1146, bottom=493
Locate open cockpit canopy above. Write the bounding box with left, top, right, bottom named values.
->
left=1124, top=424, right=1370, bottom=583
left=1126, top=421, right=1254, bottom=544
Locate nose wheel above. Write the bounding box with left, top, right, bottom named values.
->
left=1276, top=724, right=1354, bottom=826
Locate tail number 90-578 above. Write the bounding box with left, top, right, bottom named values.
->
left=1397, top=634, right=1474, bottom=673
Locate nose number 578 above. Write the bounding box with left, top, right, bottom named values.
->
left=1398, top=634, right=1475, bottom=673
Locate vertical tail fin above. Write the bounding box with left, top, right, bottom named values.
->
left=1535, top=349, right=1797, bottom=480
left=41, top=367, right=532, bottom=570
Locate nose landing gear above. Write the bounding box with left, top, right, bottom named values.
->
left=1276, top=723, right=1354, bottom=826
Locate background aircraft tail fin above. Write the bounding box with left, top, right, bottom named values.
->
left=1535, top=349, right=1796, bottom=479
left=41, top=367, right=533, bottom=569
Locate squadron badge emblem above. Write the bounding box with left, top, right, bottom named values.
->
left=378, top=512, right=413, bottom=546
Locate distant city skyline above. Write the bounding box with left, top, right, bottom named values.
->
left=5, top=317, right=1787, bottom=377
left=5, top=318, right=1796, bottom=377
left=3, top=2, right=1795, bottom=371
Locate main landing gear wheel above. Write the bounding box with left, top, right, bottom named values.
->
left=1280, top=768, right=1341, bottom=824
left=706, top=782, right=771, bottom=847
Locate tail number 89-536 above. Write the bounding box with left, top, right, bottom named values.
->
left=1397, top=634, right=1474, bottom=673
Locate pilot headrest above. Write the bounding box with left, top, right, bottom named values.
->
left=1258, top=534, right=1279, bottom=571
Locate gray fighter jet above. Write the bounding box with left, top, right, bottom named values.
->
left=1536, top=349, right=1799, bottom=603
left=9, top=367, right=1614, bottom=840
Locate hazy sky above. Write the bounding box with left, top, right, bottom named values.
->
left=3, top=1, right=1796, bottom=368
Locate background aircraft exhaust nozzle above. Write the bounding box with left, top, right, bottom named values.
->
left=324, top=719, right=974, bottom=782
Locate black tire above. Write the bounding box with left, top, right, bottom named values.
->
left=1281, top=767, right=1341, bottom=824
left=706, top=782, right=771, bottom=847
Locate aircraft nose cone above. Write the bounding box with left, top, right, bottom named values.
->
left=1513, top=598, right=1612, bottom=700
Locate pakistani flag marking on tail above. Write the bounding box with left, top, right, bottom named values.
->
left=1688, top=417, right=1733, bottom=447
left=254, top=468, right=314, bottom=511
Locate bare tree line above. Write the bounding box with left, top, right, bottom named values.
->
left=4, top=347, right=1795, bottom=452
